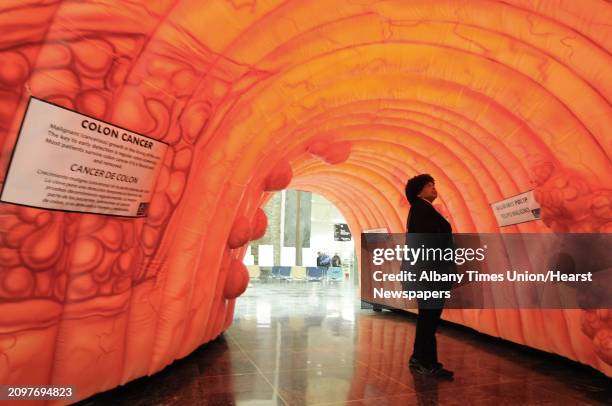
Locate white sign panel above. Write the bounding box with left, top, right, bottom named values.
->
left=491, top=190, right=541, bottom=227
left=243, top=245, right=255, bottom=266
left=258, top=245, right=274, bottom=266
left=362, top=227, right=388, bottom=233
left=0, top=97, right=168, bottom=217
left=302, top=248, right=317, bottom=267
left=280, top=246, right=296, bottom=266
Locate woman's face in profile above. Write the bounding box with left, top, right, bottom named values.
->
left=418, top=181, right=437, bottom=202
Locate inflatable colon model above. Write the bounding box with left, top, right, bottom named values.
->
left=0, top=0, right=610, bottom=402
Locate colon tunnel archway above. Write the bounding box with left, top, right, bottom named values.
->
left=0, top=0, right=610, bottom=402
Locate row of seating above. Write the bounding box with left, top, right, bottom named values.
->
left=246, top=266, right=345, bottom=281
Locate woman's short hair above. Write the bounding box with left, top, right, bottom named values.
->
left=405, top=174, right=434, bottom=203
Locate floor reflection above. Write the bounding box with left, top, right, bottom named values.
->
left=78, top=280, right=611, bottom=405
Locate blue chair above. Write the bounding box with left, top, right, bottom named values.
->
left=307, top=267, right=325, bottom=281
left=271, top=266, right=281, bottom=279
left=279, top=266, right=292, bottom=280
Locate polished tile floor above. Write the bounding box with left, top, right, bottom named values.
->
left=79, top=280, right=611, bottom=405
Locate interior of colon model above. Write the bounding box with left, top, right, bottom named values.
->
left=0, top=0, right=610, bottom=401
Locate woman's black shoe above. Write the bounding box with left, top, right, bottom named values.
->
left=409, top=357, right=454, bottom=380
left=431, top=366, right=454, bottom=380
left=409, top=356, right=444, bottom=369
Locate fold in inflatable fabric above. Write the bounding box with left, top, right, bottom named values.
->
left=0, top=0, right=610, bottom=402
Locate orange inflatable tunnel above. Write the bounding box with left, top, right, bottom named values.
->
left=0, top=0, right=610, bottom=403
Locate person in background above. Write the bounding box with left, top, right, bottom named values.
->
left=320, top=252, right=331, bottom=268
left=316, top=252, right=323, bottom=267
left=332, top=253, right=342, bottom=267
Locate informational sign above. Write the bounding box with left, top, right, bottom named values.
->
left=334, top=223, right=352, bottom=241
left=363, top=227, right=389, bottom=234
left=362, top=227, right=390, bottom=244
left=243, top=245, right=255, bottom=266
left=302, top=248, right=317, bottom=267
left=281, top=246, right=297, bottom=266
left=0, top=97, right=168, bottom=217
left=258, top=245, right=274, bottom=266
left=491, top=190, right=541, bottom=227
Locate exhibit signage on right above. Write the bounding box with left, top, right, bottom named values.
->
left=490, top=190, right=541, bottom=227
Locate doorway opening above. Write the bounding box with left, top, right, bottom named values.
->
left=244, top=190, right=357, bottom=286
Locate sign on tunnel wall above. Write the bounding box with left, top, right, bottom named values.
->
left=0, top=97, right=168, bottom=218
left=491, top=190, right=541, bottom=227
